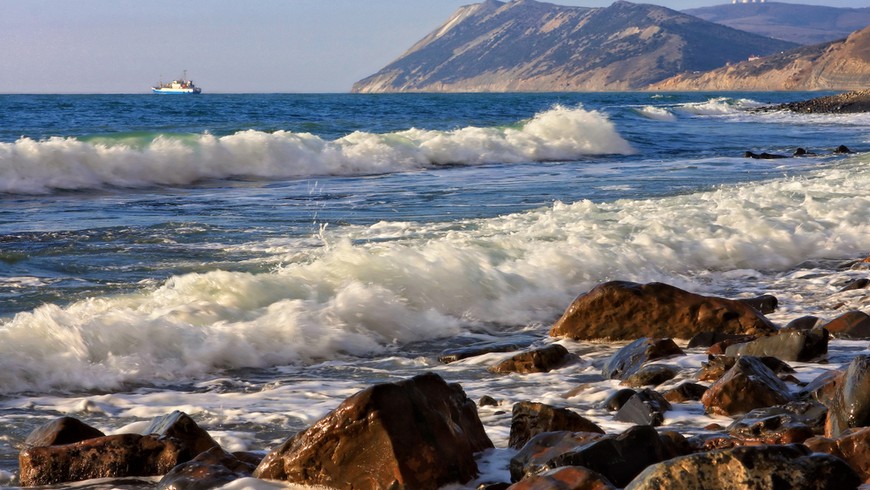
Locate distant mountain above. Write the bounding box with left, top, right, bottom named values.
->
left=351, top=0, right=797, bottom=93
left=649, top=23, right=870, bottom=91
left=684, top=2, right=870, bottom=46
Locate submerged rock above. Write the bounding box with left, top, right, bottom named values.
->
left=490, top=344, right=574, bottom=374
left=509, top=401, right=604, bottom=450
left=601, top=337, right=683, bottom=380
left=253, top=372, right=493, bottom=489
left=550, top=281, right=775, bottom=341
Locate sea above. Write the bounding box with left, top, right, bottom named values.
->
left=0, top=92, right=869, bottom=488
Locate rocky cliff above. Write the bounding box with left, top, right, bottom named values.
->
left=649, top=24, right=870, bottom=91
left=351, top=0, right=797, bottom=93
left=684, top=2, right=870, bottom=46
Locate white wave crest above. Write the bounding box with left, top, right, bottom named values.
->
left=1, top=156, right=867, bottom=393
left=0, top=105, right=633, bottom=194
left=636, top=105, right=677, bottom=121
left=678, top=97, right=764, bottom=116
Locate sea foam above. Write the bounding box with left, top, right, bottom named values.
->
left=0, top=154, right=867, bottom=394
left=0, top=105, right=633, bottom=194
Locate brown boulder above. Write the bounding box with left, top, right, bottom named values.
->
left=510, top=431, right=609, bottom=483
left=506, top=466, right=616, bottom=490
left=144, top=410, right=220, bottom=457
left=625, top=444, right=861, bottom=489
left=723, top=328, right=828, bottom=362
left=509, top=401, right=604, bottom=449
left=490, top=344, right=574, bottom=374
left=19, top=433, right=191, bottom=487
left=820, top=311, right=870, bottom=339
left=601, top=337, right=683, bottom=380
left=805, top=426, right=870, bottom=482
left=701, top=356, right=794, bottom=417
left=253, top=372, right=493, bottom=489
left=550, top=281, right=775, bottom=341
left=824, top=355, right=870, bottom=437
left=157, top=446, right=256, bottom=490
left=22, top=416, right=105, bottom=448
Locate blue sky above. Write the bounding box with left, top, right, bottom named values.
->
left=1, top=0, right=865, bottom=93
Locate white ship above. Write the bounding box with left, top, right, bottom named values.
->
left=152, top=71, right=202, bottom=94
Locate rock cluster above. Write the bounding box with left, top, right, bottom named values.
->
left=11, top=274, right=870, bottom=489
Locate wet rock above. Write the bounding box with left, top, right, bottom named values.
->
left=744, top=151, right=787, bottom=159
left=510, top=431, right=608, bottom=483
left=253, top=372, right=493, bottom=489
left=805, top=426, right=870, bottom=482
left=687, top=332, right=754, bottom=349
left=532, top=425, right=684, bottom=488
left=439, top=340, right=531, bottom=364
left=621, top=364, right=679, bottom=388
left=624, top=444, right=861, bottom=490
left=505, top=466, right=616, bottom=490
left=736, top=294, right=778, bottom=314
left=490, top=344, right=574, bottom=374
left=480, top=395, right=500, bottom=407
left=144, top=410, right=220, bottom=457
left=509, top=401, right=604, bottom=449
left=819, top=311, right=870, bottom=339
left=601, top=337, right=683, bottom=380
left=727, top=401, right=827, bottom=444
left=662, top=382, right=708, bottom=403
left=799, top=369, right=843, bottom=406
left=601, top=389, right=636, bottom=411
left=698, top=355, right=793, bottom=383
left=22, top=416, right=105, bottom=448
left=839, top=278, right=870, bottom=292
left=784, top=315, right=821, bottom=331
left=157, top=446, right=256, bottom=490
left=701, top=356, right=795, bottom=416
left=824, top=355, right=870, bottom=438
left=723, top=328, right=828, bottom=362
left=550, top=281, right=775, bottom=341
left=614, top=389, right=672, bottom=426
left=19, top=433, right=192, bottom=487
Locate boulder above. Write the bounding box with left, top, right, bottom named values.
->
left=490, top=344, right=574, bottom=374
left=824, top=355, right=870, bottom=437
left=19, top=433, right=192, bottom=487
left=839, top=278, right=870, bottom=292
left=550, top=281, right=776, bottom=341
left=698, top=355, right=793, bottom=383
left=601, top=389, right=637, bottom=411
left=144, top=410, right=220, bottom=457
left=510, top=431, right=608, bottom=483
left=534, top=425, right=685, bottom=488
left=601, top=338, right=684, bottom=380
left=662, top=382, right=708, bottom=403
left=505, top=466, right=616, bottom=490
left=723, top=328, right=828, bottom=362
left=22, top=416, right=105, bottom=448
left=687, top=332, right=755, bottom=349
left=701, top=356, right=795, bottom=417
left=726, top=401, right=827, bottom=444
left=253, top=372, right=493, bottom=490
left=614, top=389, right=672, bottom=426
left=624, top=444, right=861, bottom=489
left=621, top=364, right=679, bottom=388
left=439, top=340, right=532, bottom=364
left=157, top=446, right=257, bottom=490
left=736, top=294, right=778, bottom=314
left=509, top=401, right=604, bottom=449
left=805, top=426, right=870, bottom=482
left=820, top=311, right=870, bottom=339
left=784, top=315, right=821, bottom=331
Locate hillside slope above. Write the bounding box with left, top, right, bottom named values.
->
left=352, top=0, right=797, bottom=93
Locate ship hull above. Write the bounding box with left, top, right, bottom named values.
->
left=151, top=87, right=202, bottom=94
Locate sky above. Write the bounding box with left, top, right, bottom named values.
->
left=1, top=0, right=866, bottom=94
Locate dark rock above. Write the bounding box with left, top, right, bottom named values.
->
left=144, top=410, right=220, bottom=457
left=505, top=466, right=616, bottom=490
left=662, top=382, right=708, bottom=403
left=744, top=151, right=787, bottom=159
left=157, top=446, right=256, bottom=490
left=723, top=328, right=828, bottom=362
left=624, top=444, right=861, bottom=490
left=701, top=356, right=795, bottom=416
left=510, top=431, right=608, bottom=483
left=253, top=372, right=493, bottom=489
left=805, top=426, right=870, bottom=483
left=687, top=332, right=754, bottom=349
left=819, top=311, right=870, bottom=339
left=834, top=144, right=853, bottom=153
left=784, top=315, right=821, bottom=331
left=490, top=344, right=574, bottom=374
left=535, top=425, right=684, bottom=488
left=19, top=433, right=192, bottom=487
left=601, top=337, right=684, bottom=380
left=727, top=401, right=827, bottom=444
left=736, top=294, right=778, bottom=314
left=550, top=281, right=776, bottom=341
left=22, top=416, right=105, bottom=448
left=480, top=395, right=499, bottom=407
left=439, top=340, right=531, bottom=364
left=839, top=278, right=870, bottom=292
left=509, top=401, right=604, bottom=449
left=601, top=389, right=637, bottom=411
left=614, top=389, right=672, bottom=426
left=824, top=355, right=870, bottom=438
left=699, top=355, right=794, bottom=383
left=621, top=364, right=679, bottom=388
left=799, top=369, right=843, bottom=405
